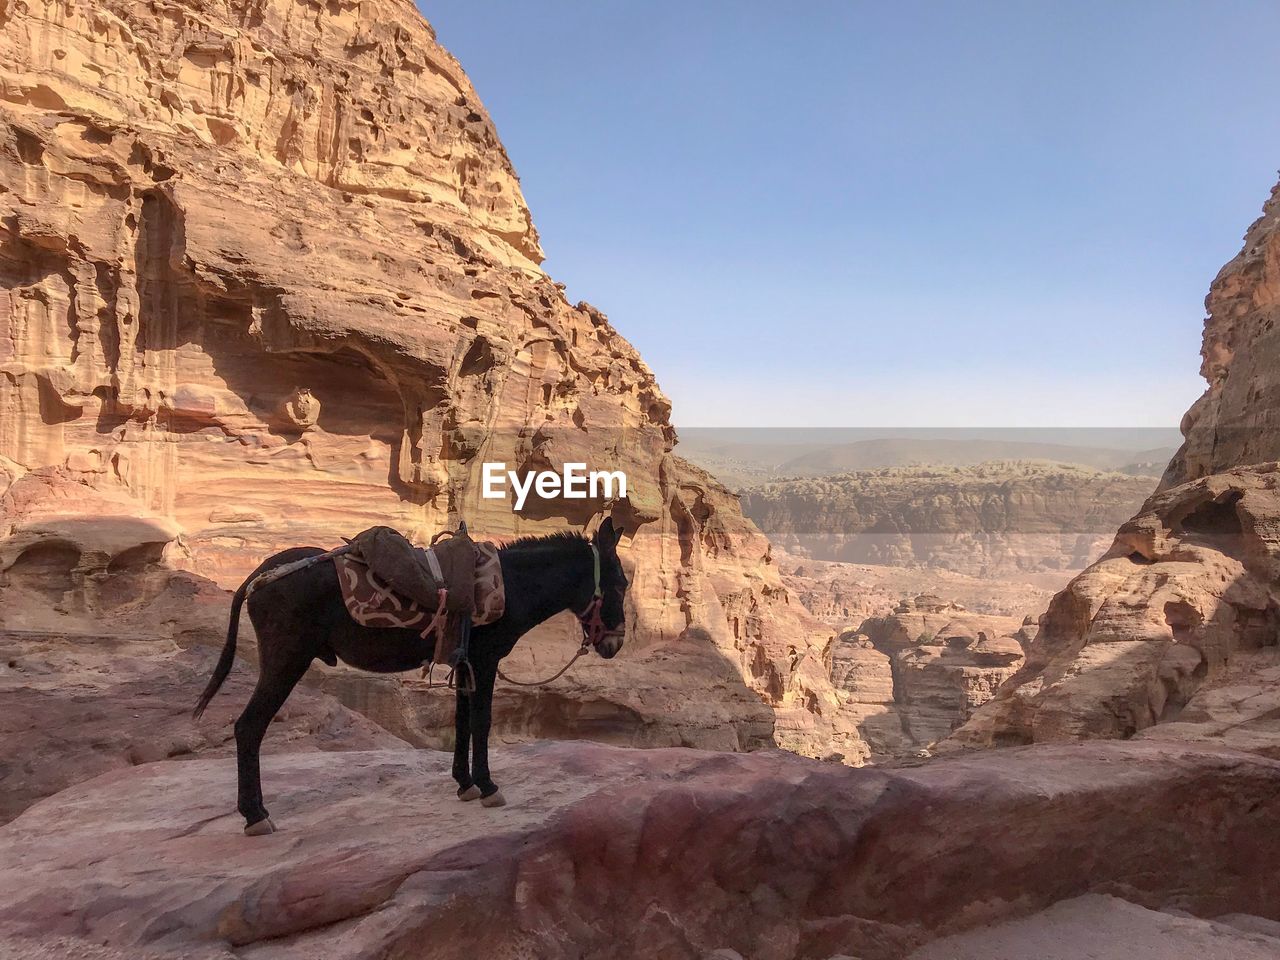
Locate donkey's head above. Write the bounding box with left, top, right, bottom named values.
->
left=587, top=517, right=628, bottom=659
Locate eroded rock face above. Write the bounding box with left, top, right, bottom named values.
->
left=3, top=740, right=1279, bottom=960
left=0, top=0, right=657, bottom=570
left=948, top=466, right=1280, bottom=747
left=949, top=181, right=1280, bottom=752
left=0, top=0, right=846, bottom=758
left=1165, top=180, right=1280, bottom=486
left=831, top=596, right=1027, bottom=752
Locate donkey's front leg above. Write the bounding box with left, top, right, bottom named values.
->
left=469, top=660, right=505, bottom=807
left=453, top=682, right=481, bottom=801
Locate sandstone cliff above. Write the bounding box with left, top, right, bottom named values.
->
left=949, top=182, right=1280, bottom=751
left=1163, top=181, right=1280, bottom=487
left=740, top=461, right=1155, bottom=578
left=0, top=0, right=852, bottom=757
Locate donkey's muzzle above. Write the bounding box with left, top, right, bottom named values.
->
left=596, top=631, right=624, bottom=659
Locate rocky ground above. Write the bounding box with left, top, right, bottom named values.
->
left=3, top=739, right=1279, bottom=960
left=910, top=895, right=1280, bottom=960
left=0, top=630, right=410, bottom=824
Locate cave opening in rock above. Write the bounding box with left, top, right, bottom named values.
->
left=98, top=542, right=169, bottom=610
left=106, top=541, right=166, bottom=575
left=1171, top=490, right=1245, bottom=558
left=5, top=541, right=80, bottom=598
left=1163, top=600, right=1203, bottom=644
left=458, top=336, right=495, bottom=378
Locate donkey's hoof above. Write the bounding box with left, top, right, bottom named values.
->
left=480, top=790, right=506, bottom=808
left=457, top=785, right=482, bottom=802
left=244, top=817, right=277, bottom=836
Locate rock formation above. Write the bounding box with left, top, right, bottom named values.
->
left=0, top=626, right=410, bottom=824
left=830, top=596, right=1027, bottom=752
left=0, top=0, right=852, bottom=758
left=4, top=739, right=1280, bottom=959
left=780, top=550, right=1056, bottom=624
left=1164, top=182, right=1280, bottom=486
left=741, top=461, right=1156, bottom=578
left=949, top=182, right=1280, bottom=752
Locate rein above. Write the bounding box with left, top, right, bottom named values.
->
left=496, top=543, right=618, bottom=687
left=496, top=646, right=590, bottom=687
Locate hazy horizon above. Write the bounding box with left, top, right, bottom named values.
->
left=425, top=1, right=1280, bottom=428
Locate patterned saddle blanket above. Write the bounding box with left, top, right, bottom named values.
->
left=334, top=536, right=504, bottom=665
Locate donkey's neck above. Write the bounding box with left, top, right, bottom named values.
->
left=493, top=541, right=592, bottom=638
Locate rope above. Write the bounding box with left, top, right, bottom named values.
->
left=496, top=543, right=602, bottom=687
left=497, top=645, right=590, bottom=687
left=244, top=544, right=351, bottom=599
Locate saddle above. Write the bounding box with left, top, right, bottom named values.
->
left=334, top=524, right=504, bottom=669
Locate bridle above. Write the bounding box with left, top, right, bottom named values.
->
left=576, top=542, right=624, bottom=650
left=495, top=540, right=625, bottom=688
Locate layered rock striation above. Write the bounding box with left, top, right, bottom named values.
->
left=741, top=461, right=1155, bottom=578
left=0, top=0, right=848, bottom=757
left=3, top=739, right=1280, bottom=959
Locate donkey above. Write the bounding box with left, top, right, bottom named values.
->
left=194, top=519, right=627, bottom=835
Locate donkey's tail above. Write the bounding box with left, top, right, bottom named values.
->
left=193, top=575, right=252, bottom=720
left=192, top=546, right=347, bottom=719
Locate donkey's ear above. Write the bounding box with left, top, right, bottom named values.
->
left=596, top=516, right=621, bottom=549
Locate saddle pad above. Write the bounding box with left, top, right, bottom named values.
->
left=334, top=554, right=432, bottom=632
left=334, top=543, right=505, bottom=631
left=472, top=542, right=505, bottom=625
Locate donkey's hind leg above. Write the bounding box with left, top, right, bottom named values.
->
left=236, top=649, right=312, bottom=834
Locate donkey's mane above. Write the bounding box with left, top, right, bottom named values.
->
left=499, top=530, right=591, bottom=554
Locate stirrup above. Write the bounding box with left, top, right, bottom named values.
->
left=450, top=658, right=477, bottom=695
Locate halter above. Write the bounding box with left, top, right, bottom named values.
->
left=575, top=543, right=621, bottom=650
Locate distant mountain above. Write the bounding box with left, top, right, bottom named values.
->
left=675, top=428, right=1179, bottom=489
left=739, top=460, right=1158, bottom=576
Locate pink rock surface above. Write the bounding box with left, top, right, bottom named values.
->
left=0, top=631, right=410, bottom=824
left=2, top=740, right=1279, bottom=959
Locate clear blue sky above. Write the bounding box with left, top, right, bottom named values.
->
left=422, top=1, right=1280, bottom=428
